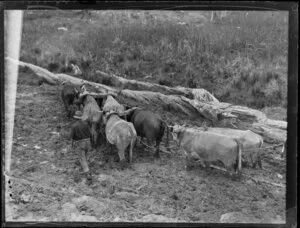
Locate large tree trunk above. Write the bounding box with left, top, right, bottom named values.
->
left=6, top=57, right=287, bottom=143
left=96, top=70, right=220, bottom=103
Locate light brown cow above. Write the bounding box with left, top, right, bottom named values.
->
left=196, top=127, right=263, bottom=168
left=102, top=111, right=137, bottom=168
left=75, top=91, right=102, bottom=148
left=171, top=125, right=242, bottom=174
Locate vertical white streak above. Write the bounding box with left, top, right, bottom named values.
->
left=5, top=10, right=23, bottom=222
left=5, top=10, right=23, bottom=174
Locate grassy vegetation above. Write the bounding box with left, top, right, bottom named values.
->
left=19, top=10, right=288, bottom=110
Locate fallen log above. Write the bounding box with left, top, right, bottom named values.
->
left=250, top=122, right=287, bottom=143
left=6, top=57, right=114, bottom=93
left=96, top=70, right=220, bottom=103
left=7, top=57, right=287, bottom=142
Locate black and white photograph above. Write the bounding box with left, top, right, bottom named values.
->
left=3, top=2, right=297, bottom=225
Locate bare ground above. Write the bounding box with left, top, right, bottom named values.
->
left=6, top=72, right=286, bottom=223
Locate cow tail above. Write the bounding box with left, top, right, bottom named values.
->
left=257, top=137, right=264, bottom=169
left=128, top=124, right=136, bottom=163
left=259, top=137, right=264, bottom=148
left=234, top=138, right=242, bottom=173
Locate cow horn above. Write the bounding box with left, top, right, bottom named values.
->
left=73, top=115, right=82, bottom=120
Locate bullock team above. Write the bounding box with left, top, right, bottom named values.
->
left=61, top=81, right=264, bottom=181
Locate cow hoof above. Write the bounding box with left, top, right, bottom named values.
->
left=83, top=171, right=92, bottom=182
left=99, top=161, right=106, bottom=167
left=75, top=160, right=80, bottom=166
left=119, top=160, right=127, bottom=169
left=185, top=165, right=193, bottom=171
left=230, top=172, right=242, bottom=181
left=258, top=161, right=263, bottom=169
left=242, top=160, right=248, bottom=167
left=153, top=153, right=160, bottom=158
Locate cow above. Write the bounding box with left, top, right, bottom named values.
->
left=74, top=90, right=103, bottom=148
left=69, top=120, right=93, bottom=180
left=196, top=127, right=263, bottom=168
left=125, top=107, right=169, bottom=158
left=101, top=110, right=137, bottom=168
left=61, top=82, right=82, bottom=117
left=170, top=124, right=242, bottom=174
left=102, top=94, right=125, bottom=114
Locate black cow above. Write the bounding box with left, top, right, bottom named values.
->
left=126, top=108, right=169, bottom=158
left=61, top=82, right=82, bottom=117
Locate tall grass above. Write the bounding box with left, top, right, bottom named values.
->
left=20, top=10, right=288, bottom=109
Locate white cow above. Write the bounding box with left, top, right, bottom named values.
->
left=196, top=127, right=263, bottom=168
left=170, top=125, right=242, bottom=174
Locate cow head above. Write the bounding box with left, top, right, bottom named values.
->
left=170, top=124, right=185, bottom=142
left=72, top=83, right=85, bottom=99
left=68, top=104, right=79, bottom=117
left=76, top=90, right=91, bottom=106
left=124, top=107, right=139, bottom=122
left=97, top=110, right=108, bottom=125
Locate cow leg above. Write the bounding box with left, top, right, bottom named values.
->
left=250, top=153, right=256, bottom=168
left=251, top=152, right=261, bottom=169
left=64, top=103, right=71, bottom=117
left=241, top=155, right=249, bottom=167
left=257, top=153, right=262, bottom=169
left=116, top=146, right=126, bottom=169
left=139, top=137, right=144, bottom=145
left=185, top=153, right=194, bottom=171
left=153, top=139, right=161, bottom=158
left=129, top=137, right=136, bottom=163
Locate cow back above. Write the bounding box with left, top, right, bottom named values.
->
left=62, top=83, right=79, bottom=104
left=103, top=95, right=124, bottom=114
left=105, top=115, right=135, bottom=145
left=81, top=95, right=101, bottom=123
left=204, top=127, right=262, bottom=149
left=131, top=109, right=163, bottom=140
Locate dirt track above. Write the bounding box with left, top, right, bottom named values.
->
left=6, top=73, right=286, bottom=223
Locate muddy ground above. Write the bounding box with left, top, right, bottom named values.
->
left=5, top=72, right=286, bottom=223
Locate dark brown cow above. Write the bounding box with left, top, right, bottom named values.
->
left=126, top=108, right=169, bottom=158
